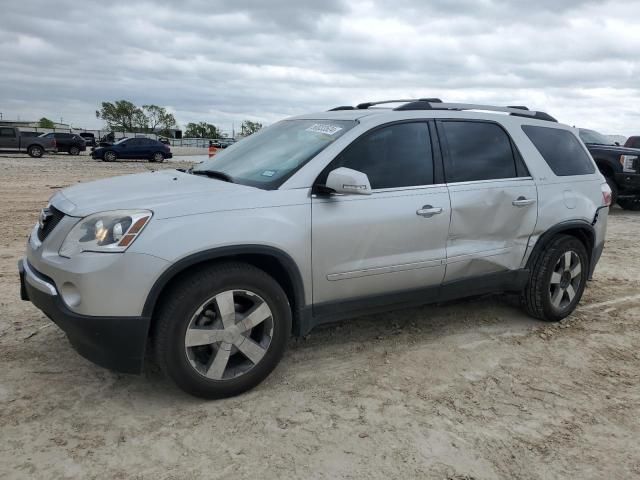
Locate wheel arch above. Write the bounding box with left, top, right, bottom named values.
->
left=27, top=143, right=44, bottom=152
left=594, top=158, right=615, bottom=178
left=526, top=221, right=595, bottom=272
left=143, top=245, right=307, bottom=333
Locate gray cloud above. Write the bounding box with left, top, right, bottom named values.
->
left=0, top=0, right=639, bottom=135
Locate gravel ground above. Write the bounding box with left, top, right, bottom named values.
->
left=0, top=152, right=639, bottom=479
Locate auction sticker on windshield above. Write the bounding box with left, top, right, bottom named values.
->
left=305, top=124, right=343, bottom=136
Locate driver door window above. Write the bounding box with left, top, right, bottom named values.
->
left=322, top=122, right=434, bottom=189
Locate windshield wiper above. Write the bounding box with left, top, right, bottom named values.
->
left=190, top=169, right=234, bottom=183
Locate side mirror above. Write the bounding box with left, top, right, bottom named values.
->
left=324, top=167, right=372, bottom=195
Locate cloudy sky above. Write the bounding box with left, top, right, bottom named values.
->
left=1, top=0, right=639, bottom=136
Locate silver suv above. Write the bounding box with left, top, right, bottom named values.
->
left=19, top=99, right=611, bottom=398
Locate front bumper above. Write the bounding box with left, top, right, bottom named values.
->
left=19, top=258, right=150, bottom=373
left=165, top=152, right=173, bottom=159
left=614, top=172, right=640, bottom=195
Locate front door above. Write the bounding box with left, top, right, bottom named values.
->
left=311, top=121, right=451, bottom=306
left=0, top=127, right=19, bottom=150
left=436, top=120, right=538, bottom=282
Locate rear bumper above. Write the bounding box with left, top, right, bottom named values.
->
left=614, top=172, right=640, bottom=195
left=19, top=259, right=149, bottom=374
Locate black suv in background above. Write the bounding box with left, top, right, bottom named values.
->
left=579, top=128, right=640, bottom=210
left=39, top=132, right=87, bottom=155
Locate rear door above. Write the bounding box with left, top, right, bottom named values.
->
left=437, top=120, right=538, bottom=282
left=311, top=121, right=451, bottom=305
left=0, top=127, right=19, bottom=150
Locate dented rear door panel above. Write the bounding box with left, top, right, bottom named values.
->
left=444, top=178, right=538, bottom=282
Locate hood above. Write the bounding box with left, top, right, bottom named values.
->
left=50, top=169, right=268, bottom=219
left=585, top=143, right=640, bottom=156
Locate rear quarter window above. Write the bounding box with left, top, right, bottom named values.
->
left=522, top=125, right=595, bottom=176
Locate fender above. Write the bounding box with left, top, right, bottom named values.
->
left=142, top=245, right=307, bottom=319
left=525, top=219, right=595, bottom=272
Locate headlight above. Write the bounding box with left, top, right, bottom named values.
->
left=59, top=210, right=152, bottom=257
left=620, top=155, right=637, bottom=173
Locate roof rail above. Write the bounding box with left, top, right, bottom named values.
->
left=332, top=99, right=557, bottom=122
left=328, top=106, right=356, bottom=111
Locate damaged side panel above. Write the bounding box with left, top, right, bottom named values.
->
left=444, top=178, right=538, bottom=282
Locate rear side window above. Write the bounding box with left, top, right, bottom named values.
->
left=440, top=121, right=519, bottom=183
left=0, top=128, right=16, bottom=137
left=326, top=122, right=434, bottom=189
left=522, top=125, right=595, bottom=176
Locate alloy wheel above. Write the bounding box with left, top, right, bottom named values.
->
left=549, top=250, right=582, bottom=310
left=184, top=289, right=274, bottom=380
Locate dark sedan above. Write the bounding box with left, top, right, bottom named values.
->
left=91, top=137, right=172, bottom=162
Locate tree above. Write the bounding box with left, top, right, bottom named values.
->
left=38, top=117, right=55, bottom=128
left=96, top=100, right=146, bottom=132
left=241, top=120, right=263, bottom=136
left=142, top=105, right=177, bottom=135
left=185, top=122, right=222, bottom=139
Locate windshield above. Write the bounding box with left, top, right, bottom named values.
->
left=192, top=119, right=356, bottom=188
left=578, top=129, right=614, bottom=146
left=114, top=138, right=128, bottom=145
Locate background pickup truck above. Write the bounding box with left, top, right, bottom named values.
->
left=0, top=126, right=57, bottom=157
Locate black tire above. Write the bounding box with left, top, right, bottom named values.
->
left=149, top=151, right=165, bottom=163
left=103, top=150, right=117, bottom=162
left=154, top=262, right=291, bottom=399
left=605, top=176, right=618, bottom=207
left=68, top=146, right=80, bottom=156
left=27, top=145, right=43, bottom=158
left=617, top=197, right=640, bottom=211
left=522, top=235, right=589, bottom=322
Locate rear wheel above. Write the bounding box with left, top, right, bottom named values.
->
left=150, top=152, right=165, bottom=163
left=27, top=145, right=43, bottom=158
left=103, top=150, right=117, bottom=162
left=617, top=197, right=640, bottom=211
left=69, top=146, right=80, bottom=156
left=522, top=235, right=589, bottom=322
left=154, top=262, right=291, bottom=399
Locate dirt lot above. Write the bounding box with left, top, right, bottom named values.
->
left=0, top=153, right=639, bottom=479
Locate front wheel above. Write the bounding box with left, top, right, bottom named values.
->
left=69, top=146, right=80, bottom=155
left=617, top=197, right=640, bottom=211
left=522, top=235, right=589, bottom=322
left=27, top=145, right=43, bottom=158
left=154, top=262, right=291, bottom=399
left=605, top=176, right=618, bottom=207
left=103, top=150, right=117, bottom=162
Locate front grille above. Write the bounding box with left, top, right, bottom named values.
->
left=37, top=206, right=65, bottom=241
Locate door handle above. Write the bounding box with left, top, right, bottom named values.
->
left=416, top=205, right=443, bottom=218
left=512, top=197, right=536, bottom=207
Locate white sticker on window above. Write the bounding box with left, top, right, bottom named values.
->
left=305, top=124, right=343, bottom=136
left=261, top=170, right=276, bottom=177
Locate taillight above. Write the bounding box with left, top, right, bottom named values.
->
left=601, top=182, right=612, bottom=207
